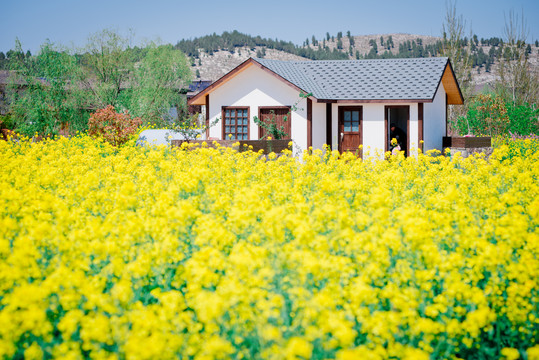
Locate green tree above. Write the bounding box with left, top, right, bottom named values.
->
left=6, top=38, right=26, bottom=70
left=8, top=41, right=86, bottom=136
left=7, top=30, right=193, bottom=135
left=126, top=44, right=192, bottom=126
left=79, top=28, right=135, bottom=110
left=387, top=35, right=394, bottom=49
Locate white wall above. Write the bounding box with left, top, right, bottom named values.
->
left=423, top=83, right=447, bottom=152
left=362, top=104, right=386, bottom=158
left=409, top=104, right=419, bottom=157
left=208, top=65, right=308, bottom=151
left=312, top=102, right=326, bottom=150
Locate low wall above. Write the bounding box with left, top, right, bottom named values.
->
left=443, top=136, right=492, bottom=158
left=170, top=139, right=292, bottom=154
left=442, top=136, right=491, bottom=148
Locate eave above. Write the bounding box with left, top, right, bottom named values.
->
left=315, top=98, right=433, bottom=104
left=438, top=60, right=464, bottom=105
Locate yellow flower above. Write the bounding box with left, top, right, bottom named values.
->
left=285, top=337, right=312, bottom=360
left=501, top=348, right=521, bottom=360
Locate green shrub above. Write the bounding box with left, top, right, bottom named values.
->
left=0, top=114, right=16, bottom=130
left=454, top=94, right=539, bottom=136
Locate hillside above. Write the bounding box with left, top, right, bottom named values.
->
left=183, top=32, right=539, bottom=93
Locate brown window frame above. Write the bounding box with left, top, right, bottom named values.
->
left=257, top=106, right=292, bottom=139
left=222, top=106, right=250, bottom=140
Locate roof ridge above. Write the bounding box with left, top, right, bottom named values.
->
left=254, top=56, right=448, bottom=64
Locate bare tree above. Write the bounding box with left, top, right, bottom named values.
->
left=442, top=1, right=473, bottom=133
left=494, top=10, right=539, bottom=105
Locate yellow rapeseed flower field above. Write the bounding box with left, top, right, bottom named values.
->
left=0, top=135, right=538, bottom=360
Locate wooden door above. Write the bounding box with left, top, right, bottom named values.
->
left=258, top=107, right=292, bottom=139
left=338, top=107, right=362, bottom=153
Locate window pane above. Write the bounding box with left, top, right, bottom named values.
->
left=225, top=118, right=230, bottom=125
left=243, top=126, right=248, bottom=134
left=230, top=119, right=235, bottom=125
left=243, top=118, right=248, bottom=125
left=352, top=111, right=359, bottom=121
left=230, top=110, right=235, bottom=117
left=352, top=124, right=359, bottom=132
left=344, top=124, right=351, bottom=132
left=344, top=112, right=351, bottom=121
left=225, top=126, right=230, bottom=133
left=243, top=134, right=248, bottom=140
left=226, top=109, right=230, bottom=116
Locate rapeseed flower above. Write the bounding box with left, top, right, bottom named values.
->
left=0, top=135, right=537, bottom=359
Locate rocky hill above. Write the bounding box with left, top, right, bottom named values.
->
left=187, top=33, right=539, bottom=93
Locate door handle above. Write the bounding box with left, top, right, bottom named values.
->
left=340, top=132, right=344, bottom=141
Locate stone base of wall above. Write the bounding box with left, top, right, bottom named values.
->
left=447, top=147, right=493, bottom=158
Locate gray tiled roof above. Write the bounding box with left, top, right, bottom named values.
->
left=253, top=57, right=448, bottom=101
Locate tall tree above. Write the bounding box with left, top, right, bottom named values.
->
left=442, top=1, right=473, bottom=132
left=80, top=29, right=135, bottom=110
left=127, top=44, right=192, bottom=125
left=494, top=10, right=538, bottom=105
left=8, top=42, right=86, bottom=136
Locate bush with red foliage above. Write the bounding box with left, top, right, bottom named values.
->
left=88, top=105, right=142, bottom=146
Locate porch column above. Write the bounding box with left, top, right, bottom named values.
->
left=326, top=103, right=332, bottom=149
left=307, top=98, right=312, bottom=148
left=418, top=103, right=424, bottom=152
left=205, top=94, right=210, bottom=139
left=445, top=93, right=448, bottom=136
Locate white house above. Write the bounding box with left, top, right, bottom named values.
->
left=187, top=57, right=463, bottom=157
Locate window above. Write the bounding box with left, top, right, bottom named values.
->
left=222, top=107, right=249, bottom=140
left=343, top=110, right=360, bottom=132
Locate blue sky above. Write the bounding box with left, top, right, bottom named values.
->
left=1, top=0, right=538, bottom=54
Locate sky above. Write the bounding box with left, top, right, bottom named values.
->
left=1, top=0, right=538, bottom=54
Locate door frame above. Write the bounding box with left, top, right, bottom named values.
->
left=258, top=106, right=292, bottom=139
left=384, top=105, right=410, bottom=154
left=338, top=106, right=363, bottom=153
